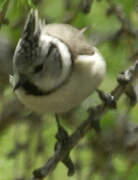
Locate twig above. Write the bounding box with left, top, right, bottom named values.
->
left=63, top=0, right=94, bottom=23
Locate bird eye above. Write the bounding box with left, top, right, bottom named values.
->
left=34, top=64, right=43, bottom=73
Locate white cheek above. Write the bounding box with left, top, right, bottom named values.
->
left=40, top=33, right=71, bottom=69
left=9, top=75, right=15, bottom=87
left=38, top=34, right=72, bottom=91
left=9, top=74, right=20, bottom=88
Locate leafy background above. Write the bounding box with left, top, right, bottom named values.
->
left=0, top=0, right=138, bottom=180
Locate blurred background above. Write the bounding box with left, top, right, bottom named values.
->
left=0, top=0, right=138, bottom=179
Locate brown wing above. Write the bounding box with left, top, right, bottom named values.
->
left=44, top=24, right=94, bottom=58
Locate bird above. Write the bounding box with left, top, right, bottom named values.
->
left=10, top=9, right=106, bottom=114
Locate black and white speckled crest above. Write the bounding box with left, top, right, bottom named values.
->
left=14, top=9, right=45, bottom=68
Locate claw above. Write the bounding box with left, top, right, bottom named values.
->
left=97, top=89, right=117, bottom=109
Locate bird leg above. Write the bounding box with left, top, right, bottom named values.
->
left=55, top=114, right=75, bottom=176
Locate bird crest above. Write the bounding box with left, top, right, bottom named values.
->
left=17, top=9, right=45, bottom=63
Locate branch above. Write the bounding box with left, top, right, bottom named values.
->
left=0, top=0, right=9, bottom=27
left=63, top=0, right=94, bottom=23
left=31, top=60, right=138, bottom=179
left=106, top=0, right=136, bottom=39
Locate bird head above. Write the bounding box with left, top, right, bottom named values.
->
left=13, top=9, right=72, bottom=93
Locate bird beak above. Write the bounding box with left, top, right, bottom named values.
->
left=13, top=75, right=26, bottom=91
left=13, top=80, right=22, bottom=91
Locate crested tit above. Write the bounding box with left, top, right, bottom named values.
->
left=10, top=9, right=106, bottom=113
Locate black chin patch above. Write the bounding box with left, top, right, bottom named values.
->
left=21, top=80, right=51, bottom=96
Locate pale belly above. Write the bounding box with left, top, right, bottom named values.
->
left=16, top=76, right=98, bottom=113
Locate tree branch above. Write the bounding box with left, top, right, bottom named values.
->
left=31, top=60, right=138, bottom=179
